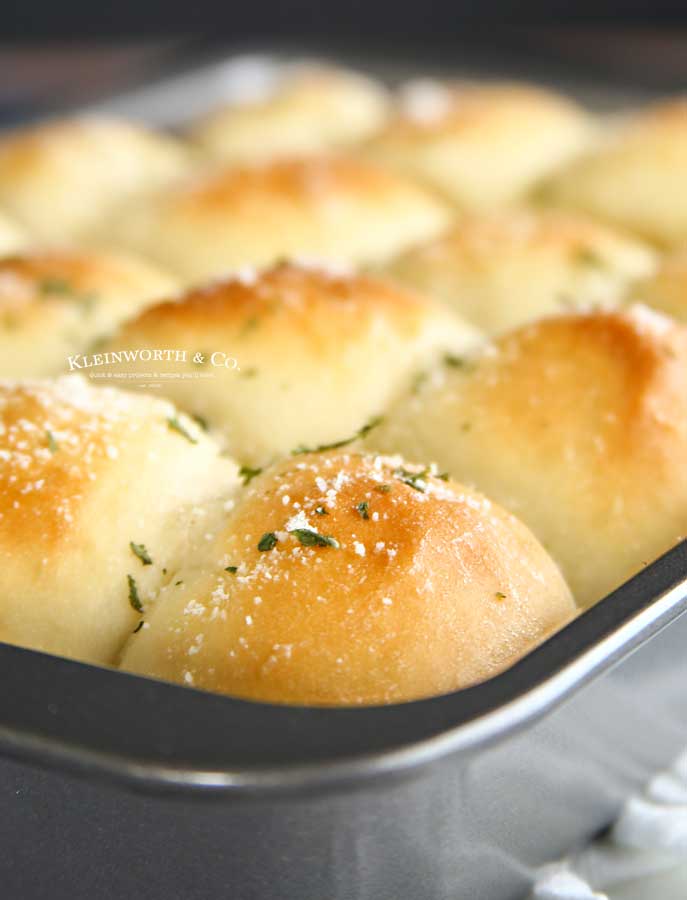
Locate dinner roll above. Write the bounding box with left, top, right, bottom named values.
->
left=369, top=307, right=687, bottom=608
left=381, top=210, right=656, bottom=334
left=0, top=117, right=191, bottom=242
left=0, top=210, right=28, bottom=255
left=191, top=65, right=389, bottom=162
left=103, top=155, right=451, bottom=282
left=364, top=80, right=593, bottom=211
left=540, top=99, right=687, bottom=247
left=0, top=249, right=178, bottom=377
left=102, top=262, right=480, bottom=465
left=628, top=251, right=687, bottom=322
left=120, top=450, right=574, bottom=705
left=0, top=376, right=239, bottom=665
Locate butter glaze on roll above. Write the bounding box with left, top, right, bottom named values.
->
left=103, top=155, right=451, bottom=282
left=102, top=262, right=480, bottom=465
left=120, top=451, right=574, bottom=705
left=541, top=99, right=687, bottom=247
left=0, top=118, right=192, bottom=242
left=369, top=307, right=687, bottom=608
left=629, top=251, right=687, bottom=322
left=381, top=210, right=656, bottom=334
left=0, top=249, right=178, bottom=377
left=191, top=65, right=390, bottom=163
left=364, top=80, right=593, bottom=211
left=0, top=211, right=28, bottom=255
left=0, top=377, right=239, bottom=665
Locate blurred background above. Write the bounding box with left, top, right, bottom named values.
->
left=1, top=23, right=687, bottom=125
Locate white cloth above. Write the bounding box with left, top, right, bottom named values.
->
left=531, top=751, right=687, bottom=899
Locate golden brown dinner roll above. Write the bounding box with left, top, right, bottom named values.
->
left=628, top=250, right=687, bottom=322
left=369, top=307, right=687, bottom=607
left=103, top=155, right=451, bottom=282
left=0, top=376, right=239, bottom=665
left=120, top=450, right=575, bottom=705
left=191, top=65, right=389, bottom=162
left=381, top=210, right=656, bottom=334
left=0, top=249, right=178, bottom=377
left=101, top=262, right=480, bottom=465
left=0, top=117, right=191, bottom=243
left=363, top=80, right=593, bottom=211
left=0, top=210, right=28, bottom=255
left=540, top=99, right=687, bottom=247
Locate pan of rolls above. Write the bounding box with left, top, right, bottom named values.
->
left=1, top=54, right=687, bottom=900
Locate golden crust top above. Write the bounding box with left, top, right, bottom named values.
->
left=103, top=155, right=452, bottom=280
left=120, top=450, right=574, bottom=705
left=371, top=307, right=687, bottom=607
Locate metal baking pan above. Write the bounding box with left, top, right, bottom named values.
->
left=1, top=52, right=687, bottom=900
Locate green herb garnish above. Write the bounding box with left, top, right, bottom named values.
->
left=130, top=542, right=153, bottom=566
left=239, top=465, right=262, bottom=485
left=40, top=277, right=72, bottom=295
left=46, top=430, right=59, bottom=453
left=166, top=416, right=198, bottom=444
left=258, top=532, right=278, bottom=552
left=394, top=467, right=430, bottom=493
left=315, top=506, right=328, bottom=516
left=132, top=620, right=145, bottom=634
left=575, top=247, right=604, bottom=269
left=356, top=501, right=370, bottom=520
left=224, top=565, right=238, bottom=573
left=374, top=483, right=392, bottom=494
left=291, top=529, right=339, bottom=548
left=127, top=575, right=143, bottom=613
left=444, top=354, right=466, bottom=369
left=292, top=416, right=384, bottom=455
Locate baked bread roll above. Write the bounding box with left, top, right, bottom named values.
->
left=191, top=65, right=389, bottom=162
left=103, top=155, right=451, bottom=282
left=628, top=251, right=687, bottom=322
left=381, top=210, right=656, bottom=334
left=120, top=450, right=574, bottom=705
left=0, top=211, right=28, bottom=255
left=364, top=80, right=593, bottom=211
left=0, top=249, right=178, bottom=377
left=540, top=99, right=687, bottom=247
left=0, top=376, right=239, bottom=665
left=102, top=262, right=480, bottom=465
left=369, top=307, right=687, bottom=608
left=0, top=117, right=191, bottom=243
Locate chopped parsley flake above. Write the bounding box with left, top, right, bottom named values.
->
left=356, top=501, right=370, bottom=520
left=127, top=575, right=143, bottom=613
left=40, top=277, right=72, bottom=295
left=444, top=354, right=466, bottom=369
left=46, top=430, right=59, bottom=453
left=130, top=542, right=153, bottom=566
left=292, top=416, right=384, bottom=455
left=239, top=465, right=262, bottom=485
left=132, top=620, right=145, bottom=634
left=167, top=416, right=198, bottom=444
left=291, top=529, right=339, bottom=548
left=575, top=247, right=604, bottom=268
left=258, top=532, right=278, bottom=552
left=394, top=467, right=430, bottom=493
left=314, top=506, right=328, bottom=516
left=224, top=565, right=238, bottom=573
left=374, top=483, right=392, bottom=494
